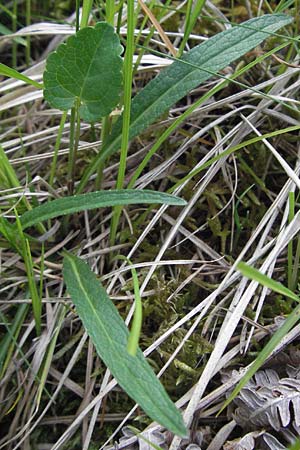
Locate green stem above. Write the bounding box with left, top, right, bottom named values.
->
left=67, top=107, right=76, bottom=194
left=68, top=100, right=81, bottom=195
left=116, top=0, right=125, bottom=34
left=12, top=0, right=17, bottom=68
left=106, top=0, right=115, bottom=24
left=75, top=0, right=80, bottom=31
left=96, top=116, right=111, bottom=189
left=95, top=0, right=115, bottom=188
left=110, top=0, right=135, bottom=245
left=80, top=0, right=93, bottom=29
left=177, top=0, right=205, bottom=57
left=25, top=0, right=31, bottom=65
left=49, top=111, right=67, bottom=187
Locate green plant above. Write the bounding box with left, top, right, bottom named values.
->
left=0, top=6, right=294, bottom=442
left=75, top=14, right=293, bottom=193
left=63, top=252, right=186, bottom=436
left=220, top=261, right=300, bottom=413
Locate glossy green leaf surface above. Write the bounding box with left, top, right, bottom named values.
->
left=63, top=253, right=187, bottom=436
left=43, top=22, right=123, bottom=122
left=20, top=189, right=186, bottom=230
left=78, top=14, right=292, bottom=190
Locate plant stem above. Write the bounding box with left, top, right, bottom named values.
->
left=25, top=0, right=31, bottom=65
left=12, top=0, right=17, bottom=68
left=67, top=107, right=76, bottom=194
left=15, top=211, right=41, bottom=335
left=49, top=111, right=67, bottom=187
left=106, top=0, right=115, bottom=24
left=110, top=0, right=135, bottom=246
left=75, top=0, right=80, bottom=31
left=95, top=0, right=116, bottom=188
left=96, top=116, right=111, bottom=189
left=68, top=100, right=81, bottom=195
left=177, top=0, right=205, bottom=57
left=80, top=0, right=93, bottom=29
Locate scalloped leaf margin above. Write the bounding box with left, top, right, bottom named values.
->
left=43, top=22, right=123, bottom=122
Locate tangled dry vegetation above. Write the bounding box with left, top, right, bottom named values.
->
left=0, top=1, right=300, bottom=449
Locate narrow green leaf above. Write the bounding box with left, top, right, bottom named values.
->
left=219, top=262, right=300, bottom=413
left=220, top=303, right=300, bottom=414
left=63, top=253, right=187, bottom=437
left=0, top=23, right=26, bottom=46
left=116, top=255, right=143, bottom=356
left=126, top=263, right=143, bottom=356
left=19, top=189, right=186, bottom=230
left=237, top=261, right=299, bottom=302
left=78, top=14, right=293, bottom=191
left=0, top=63, right=43, bottom=89
left=43, top=22, right=123, bottom=122
left=0, top=304, right=28, bottom=377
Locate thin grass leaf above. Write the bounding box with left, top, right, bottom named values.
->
left=219, top=263, right=300, bottom=414
left=126, top=263, right=142, bottom=356
left=15, top=212, right=41, bottom=335
left=237, top=261, right=299, bottom=302
left=0, top=23, right=26, bottom=46
left=169, top=125, right=300, bottom=192
left=116, top=256, right=143, bottom=356
left=19, top=189, right=186, bottom=230
left=78, top=13, right=293, bottom=191
left=63, top=253, right=187, bottom=436
left=0, top=304, right=28, bottom=377
left=0, top=63, right=42, bottom=89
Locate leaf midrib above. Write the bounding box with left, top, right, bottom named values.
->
left=104, top=21, right=280, bottom=156
left=80, top=27, right=106, bottom=101
left=65, top=255, right=184, bottom=428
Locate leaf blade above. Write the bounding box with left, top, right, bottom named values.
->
left=20, top=189, right=186, bottom=230
left=0, top=63, right=43, bottom=89
left=78, top=14, right=293, bottom=191
left=43, top=22, right=123, bottom=121
left=63, top=253, right=187, bottom=437
left=219, top=262, right=300, bottom=413
left=237, top=261, right=299, bottom=302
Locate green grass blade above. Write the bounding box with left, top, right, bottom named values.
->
left=15, top=212, right=41, bottom=335
left=220, top=302, right=300, bottom=413
left=177, top=0, right=206, bottom=56
left=237, top=262, right=299, bottom=302
left=110, top=0, right=136, bottom=244
left=169, top=125, right=300, bottom=192
left=219, top=262, right=300, bottom=413
left=116, top=256, right=143, bottom=357
left=0, top=63, right=43, bottom=89
left=19, top=189, right=186, bottom=230
left=0, top=23, right=26, bottom=46
left=77, top=14, right=293, bottom=191
left=63, top=253, right=187, bottom=437
left=126, top=263, right=143, bottom=356
left=288, top=439, right=300, bottom=450
left=0, top=304, right=29, bottom=377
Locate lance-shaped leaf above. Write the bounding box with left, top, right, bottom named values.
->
left=19, top=189, right=186, bottom=230
left=78, top=14, right=292, bottom=191
left=43, top=22, right=123, bottom=122
left=63, top=253, right=187, bottom=437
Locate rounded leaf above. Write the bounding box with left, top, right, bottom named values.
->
left=43, top=22, right=123, bottom=121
